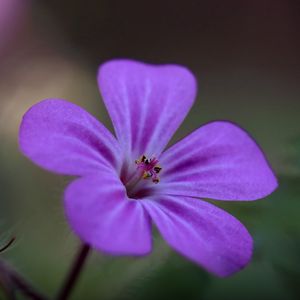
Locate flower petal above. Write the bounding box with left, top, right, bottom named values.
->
left=142, top=195, right=252, bottom=277
left=98, top=59, right=197, bottom=158
left=19, top=99, right=122, bottom=176
left=64, top=171, right=152, bottom=255
left=160, top=121, right=278, bottom=200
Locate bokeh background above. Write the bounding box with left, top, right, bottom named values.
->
left=0, top=0, right=300, bottom=299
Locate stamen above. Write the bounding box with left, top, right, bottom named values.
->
left=135, top=155, right=162, bottom=184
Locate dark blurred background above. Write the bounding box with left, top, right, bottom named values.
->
left=0, top=0, right=300, bottom=299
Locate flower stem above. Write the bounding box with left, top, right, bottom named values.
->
left=0, top=259, right=48, bottom=300
left=56, top=243, right=90, bottom=300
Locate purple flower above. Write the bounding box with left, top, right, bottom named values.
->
left=19, top=60, right=277, bottom=277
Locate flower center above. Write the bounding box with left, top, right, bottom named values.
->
left=122, top=155, right=162, bottom=199
left=135, top=155, right=162, bottom=184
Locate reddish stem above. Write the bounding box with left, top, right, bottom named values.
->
left=56, top=243, right=90, bottom=300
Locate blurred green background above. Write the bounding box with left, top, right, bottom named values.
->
left=0, top=0, right=300, bottom=299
